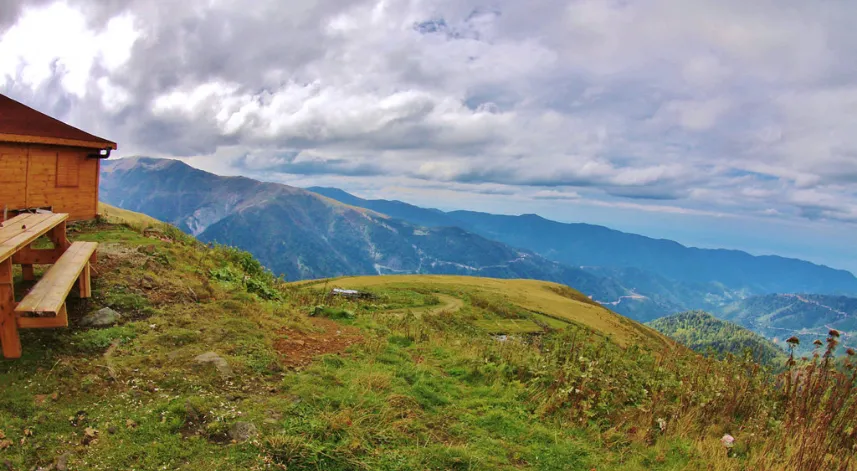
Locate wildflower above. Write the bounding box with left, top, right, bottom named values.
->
left=829, top=329, right=841, bottom=338
left=657, top=418, right=667, bottom=432
left=721, top=434, right=735, bottom=448
left=813, top=339, right=824, bottom=347
left=786, top=336, right=800, bottom=345
left=847, top=348, right=856, bottom=357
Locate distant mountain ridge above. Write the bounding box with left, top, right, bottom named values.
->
left=721, top=293, right=857, bottom=353
left=100, top=160, right=857, bottom=331
left=100, top=158, right=635, bottom=305
left=309, top=187, right=857, bottom=319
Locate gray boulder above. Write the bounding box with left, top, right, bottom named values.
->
left=80, top=308, right=122, bottom=327
left=228, top=422, right=258, bottom=442
left=193, top=352, right=233, bottom=378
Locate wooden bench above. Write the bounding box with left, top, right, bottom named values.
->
left=15, top=241, right=98, bottom=329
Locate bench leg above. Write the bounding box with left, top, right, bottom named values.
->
left=22, top=264, right=34, bottom=281
left=0, top=259, right=22, bottom=359
left=78, top=263, right=92, bottom=298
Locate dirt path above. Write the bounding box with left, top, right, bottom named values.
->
left=430, top=294, right=465, bottom=314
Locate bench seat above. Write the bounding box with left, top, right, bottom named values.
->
left=15, top=241, right=98, bottom=325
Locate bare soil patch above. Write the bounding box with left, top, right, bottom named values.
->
left=273, top=317, right=362, bottom=368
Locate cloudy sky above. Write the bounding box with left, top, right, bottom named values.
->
left=2, top=0, right=856, bottom=273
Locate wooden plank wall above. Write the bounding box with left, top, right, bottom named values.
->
left=0, top=143, right=28, bottom=210
left=0, top=143, right=99, bottom=221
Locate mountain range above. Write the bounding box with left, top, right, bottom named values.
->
left=720, top=294, right=857, bottom=353
left=309, top=187, right=857, bottom=313
left=100, top=157, right=857, bottom=344
left=99, top=158, right=630, bottom=304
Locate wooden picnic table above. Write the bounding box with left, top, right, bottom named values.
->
left=0, top=212, right=97, bottom=359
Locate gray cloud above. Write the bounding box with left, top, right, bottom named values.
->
left=2, top=0, right=857, bottom=226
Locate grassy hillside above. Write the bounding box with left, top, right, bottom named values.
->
left=1, top=211, right=855, bottom=470
left=647, top=311, right=786, bottom=365
left=98, top=202, right=167, bottom=228
left=300, top=275, right=673, bottom=350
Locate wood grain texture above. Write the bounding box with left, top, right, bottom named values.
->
left=0, top=258, right=21, bottom=358
left=78, top=263, right=91, bottom=298
left=15, top=241, right=97, bottom=315
left=0, top=145, right=27, bottom=210
left=18, top=305, right=68, bottom=329
left=0, top=143, right=100, bottom=221
left=0, top=213, right=68, bottom=263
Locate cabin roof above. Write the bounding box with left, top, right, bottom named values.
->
left=0, top=94, right=117, bottom=150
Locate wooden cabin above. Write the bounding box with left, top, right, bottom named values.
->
left=0, top=94, right=117, bottom=221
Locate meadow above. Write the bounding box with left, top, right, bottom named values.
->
left=0, top=209, right=854, bottom=470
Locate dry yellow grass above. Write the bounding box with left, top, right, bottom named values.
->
left=305, top=274, right=676, bottom=350
left=98, top=202, right=165, bottom=227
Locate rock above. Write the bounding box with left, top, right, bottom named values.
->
left=79, top=308, right=122, bottom=327
left=228, top=422, right=257, bottom=442
left=107, top=425, right=118, bottom=435
left=55, top=453, right=71, bottom=471
left=193, top=352, right=233, bottom=378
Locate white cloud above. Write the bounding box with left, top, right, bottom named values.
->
left=0, top=2, right=138, bottom=97
left=1, top=0, right=857, bottom=231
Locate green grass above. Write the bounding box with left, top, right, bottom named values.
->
left=299, top=275, right=678, bottom=350
left=473, top=319, right=544, bottom=334
left=1, top=208, right=853, bottom=471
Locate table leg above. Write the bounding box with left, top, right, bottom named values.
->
left=22, top=264, right=34, bottom=281
left=0, top=258, right=22, bottom=359
left=48, top=221, right=71, bottom=250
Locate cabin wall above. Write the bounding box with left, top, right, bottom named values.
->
left=0, top=143, right=99, bottom=221
left=0, top=143, right=28, bottom=211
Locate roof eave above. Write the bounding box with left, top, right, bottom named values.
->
left=0, top=133, right=117, bottom=150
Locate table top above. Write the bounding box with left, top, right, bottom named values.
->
left=0, top=213, right=69, bottom=263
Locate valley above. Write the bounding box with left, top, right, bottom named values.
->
left=100, top=158, right=857, bottom=353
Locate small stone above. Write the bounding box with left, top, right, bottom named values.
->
left=107, top=425, right=118, bottom=435
left=193, top=352, right=233, bottom=378
left=55, top=452, right=71, bottom=471
left=79, top=308, right=122, bottom=327
left=227, top=422, right=257, bottom=442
